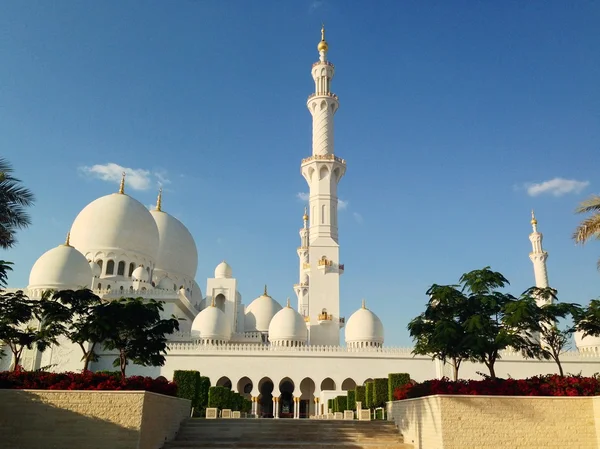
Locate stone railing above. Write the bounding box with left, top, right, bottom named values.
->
left=307, top=92, right=339, bottom=101
left=165, top=342, right=416, bottom=355
left=312, top=60, right=335, bottom=68
left=301, top=154, right=346, bottom=165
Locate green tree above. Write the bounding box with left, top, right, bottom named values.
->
left=575, top=298, right=600, bottom=344
left=0, top=290, right=62, bottom=370
left=573, top=195, right=600, bottom=269
left=0, top=158, right=35, bottom=249
left=100, top=297, right=179, bottom=378
left=512, top=287, right=583, bottom=377
left=41, top=289, right=108, bottom=371
left=408, top=284, right=470, bottom=380
left=460, top=267, right=536, bottom=379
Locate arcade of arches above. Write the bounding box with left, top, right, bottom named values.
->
left=214, top=376, right=359, bottom=418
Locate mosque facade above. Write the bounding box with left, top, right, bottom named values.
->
left=3, top=29, right=600, bottom=418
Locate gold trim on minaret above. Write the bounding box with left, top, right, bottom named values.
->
left=303, top=206, right=309, bottom=222
left=318, top=24, right=328, bottom=53
left=531, top=209, right=537, bottom=226
left=156, top=188, right=163, bottom=211
left=118, top=172, right=126, bottom=194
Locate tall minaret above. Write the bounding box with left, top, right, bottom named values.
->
left=301, top=26, right=346, bottom=346
left=529, top=210, right=551, bottom=305
left=294, top=208, right=310, bottom=316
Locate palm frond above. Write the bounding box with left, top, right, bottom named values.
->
left=572, top=214, right=600, bottom=244
left=575, top=195, right=600, bottom=214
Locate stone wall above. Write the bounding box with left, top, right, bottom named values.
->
left=388, top=395, right=600, bottom=449
left=0, top=390, right=191, bottom=449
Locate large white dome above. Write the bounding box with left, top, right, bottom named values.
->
left=268, top=301, right=308, bottom=346
left=345, top=300, right=384, bottom=348
left=69, top=193, right=159, bottom=261
left=191, top=304, right=231, bottom=342
left=574, top=330, right=600, bottom=353
left=244, top=287, right=283, bottom=333
left=150, top=208, right=198, bottom=279
left=28, top=243, right=92, bottom=290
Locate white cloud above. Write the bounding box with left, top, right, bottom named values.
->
left=353, top=212, right=363, bottom=224
left=526, top=178, right=590, bottom=197
left=296, top=192, right=348, bottom=210
left=79, top=163, right=170, bottom=191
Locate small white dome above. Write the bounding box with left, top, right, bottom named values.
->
left=70, top=193, right=159, bottom=261
left=214, top=261, right=232, bottom=279
left=268, top=301, right=308, bottom=345
left=150, top=209, right=198, bottom=279
left=158, top=276, right=174, bottom=290
left=191, top=304, right=231, bottom=341
left=574, top=330, right=600, bottom=353
left=244, top=287, right=282, bottom=332
left=89, top=260, right=101, bottom=277
left=132, top=266, right=149, bottom=282
left=345, top=301, right=384, bottom=347
left=29, top=244, right=92, bottom=290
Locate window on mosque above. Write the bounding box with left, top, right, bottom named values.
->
left=106, top=260, right=115, bottom=275
left=117, top=261, right=125, bottom=276
left=128, top=263, right=135, bottom=277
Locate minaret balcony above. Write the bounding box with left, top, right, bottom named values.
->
left=301, top=154, right=346, bottom=165
left=312, top=60, right=335, bottom=68
left=317, top=312, right=333, bottom=324
left=317, top=256, right=344, bottom=274
left=307, top=92, right=339, bottom=101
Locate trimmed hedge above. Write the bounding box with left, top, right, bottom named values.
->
left=373, top=378, right=388, bottom=408
left=355, top=385, right=366, bottom=407
left=197, top=376, right=210, bottom=414
left=347, top=390, right=356, bottom=411
left=365, top=381, right=374, bottom=409
left=388, top=373, right=411, bottom=402
left=334, top=395, right=347, bottom=412
left=327, top=398, right=334, bottom=413
left=208, top=386, right=230, bottom=409
left=173, top=370, right=201, bottom=408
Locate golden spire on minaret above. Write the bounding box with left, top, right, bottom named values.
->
left=303, top=206, right=308, bottom=222
left=118, top=172, right=126, bottom=194
left=317, top=23, right=328, bottom=53
left=530, top=209, right=539, bottom=233
left=156, top=188, right=163, bottom=212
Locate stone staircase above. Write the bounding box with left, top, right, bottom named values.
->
left=163, top=419, right=413, bottom=449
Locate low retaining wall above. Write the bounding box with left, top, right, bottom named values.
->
left=387, top=395, right=600, bottom=449
left=0, top=390, right=191, bottom=449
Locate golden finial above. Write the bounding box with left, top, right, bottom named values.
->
left=361, top=299, right=366, bottom=309
left=531, top=209, right=538, bottom=226
left=303, top=206, right=308, bottom=221
left=211, top=296, right=216, bottom=307
left=64, top=232, right=71, bottom=247
left=286, top=297, right=291, bottom=308
left=318, top=24, right=328, bottom=53
left=118, top=172, right=126, bottom=194
left=156, top=188, right=163, bottom=212
left=264, top=284, right=268, bottom=296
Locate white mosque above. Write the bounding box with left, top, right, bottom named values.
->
left=3, top=28, right=600, bottom=418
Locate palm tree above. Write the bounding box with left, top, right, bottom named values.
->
left=0, top=158, right=35, bottom=249
left=573, top=195, right=600, bottom=269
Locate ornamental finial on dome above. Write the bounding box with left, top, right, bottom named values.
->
left=156, top=188, right=163, bottom=212
left=64, top=232, right=71, bottom=247
left=118, top=172, right=126, bottom=194
left=318, top=23, right=328, bottom=53
left=286, top=297, right=291, bottom=308
left=264, top=284, right=269, bottom=296
left=211, top=296, right=216, bottom=307
left=361, top=298, right=366, bottom=309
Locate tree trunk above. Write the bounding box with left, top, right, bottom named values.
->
left=556, top=359, right=564, bottom=377
left=82, top=343, right=96, bottom=372
left=485, top=360, right=496, bottom=379
left=11, top=349, right=21, bottom=371
left=119, top=351, right=127, bottom=380
left=451, top=358, right=460, bottom=381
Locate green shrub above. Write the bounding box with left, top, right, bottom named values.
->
left=243, top=398, right=252, bottom=413
left=346, top=390, right=356, bottom=411
left=355, top=385, right=366, bottom=407
left=365, top=381, right=374, bottom=409
left=375, top=408, right=384, bottom=420
left=334, top=395, right=347, bottom=412
left=197, top=376, right=210, bottom=414
left=388, top=373, right=411, bottom=402
left=327, top=398, right=334, bottom=412
left=208, top=386, right=230, bottom=409
left=373, top=378, right=388, bottom=408
left=173, top=370, right=201, bottom=408
left=94, top=370, right=120, bottom=378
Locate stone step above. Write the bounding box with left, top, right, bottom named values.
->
left=165, top=443, right=411, bottom=449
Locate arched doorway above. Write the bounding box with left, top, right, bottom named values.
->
left=216, top=376, right=232, bottom=389
left=342, top=378, right=357, bottom=391
left=300, top=377, right=316, bottom=418
left=215, top=293, right=226, bottom=313
left=278, top=378, right=295, bottom=419
left=258, top=377, right=274, bottom=418
left=236, top=377, right=253, bottom=399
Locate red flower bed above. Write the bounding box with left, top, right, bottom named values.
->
left=393, top=375, right=600, bottom=401
left=0, top=369, right=177, bottom=397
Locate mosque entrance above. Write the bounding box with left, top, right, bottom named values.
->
left=259, top=379, right=274, bottom=418
left=279, top=380, right=294, bottom=418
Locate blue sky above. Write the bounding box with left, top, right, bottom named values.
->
left=1, top=1, right=599, bottom=346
